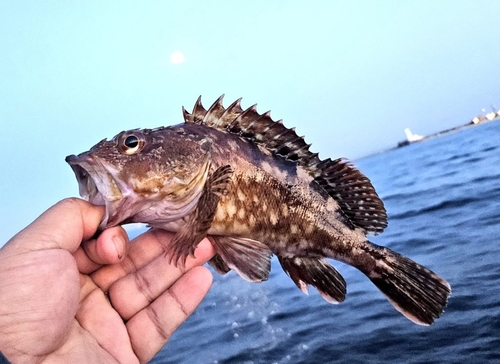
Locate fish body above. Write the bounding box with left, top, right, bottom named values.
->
left=66, top=96, right=451, bottom=325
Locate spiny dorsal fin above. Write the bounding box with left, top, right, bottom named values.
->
left=183, top=95, right=312, bottom=161
left=182, top=96, right=387, bottom=234
left=183, top=94, right=245, bottom=129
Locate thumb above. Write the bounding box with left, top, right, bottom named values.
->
left=5, top=198, right=105, bottom=254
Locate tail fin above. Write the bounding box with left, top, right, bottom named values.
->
left=363, top=242, right=451, bottom=325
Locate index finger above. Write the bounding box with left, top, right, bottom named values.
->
left=92, top=229, right=215, bottom=292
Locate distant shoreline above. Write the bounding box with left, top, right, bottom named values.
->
left=396, top=113, right=500, bottom=148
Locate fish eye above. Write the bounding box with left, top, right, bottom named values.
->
left=117, top=132, right=146, bottom=155
left=125, top=135, right=139, bottom=148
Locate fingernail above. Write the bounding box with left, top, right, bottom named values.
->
left=112, top=236, right=124, bottom=260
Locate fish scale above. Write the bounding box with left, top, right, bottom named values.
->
left=66, top=95, right=451, bottom=326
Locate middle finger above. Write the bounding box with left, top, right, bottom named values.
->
left=106, top=232, right=214, bottom=320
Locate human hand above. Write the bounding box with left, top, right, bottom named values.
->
left=0, top=198, right=215, bottom=364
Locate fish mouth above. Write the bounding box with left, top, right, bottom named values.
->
left=66, top=154, right=125, bottom=227
left=66, top=157, right=105, bottom=205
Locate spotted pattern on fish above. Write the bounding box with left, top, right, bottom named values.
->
left=66, top=95, right=451, bottom=326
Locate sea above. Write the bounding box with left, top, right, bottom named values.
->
left=152, top=120, right=500, bottom=364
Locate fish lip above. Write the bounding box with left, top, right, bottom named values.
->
left=65, top=153, right=123, bottom=227
left=66, top=155, right=102, bottom=204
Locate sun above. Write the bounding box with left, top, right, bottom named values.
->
left=170, top=51, right=185, bottom=65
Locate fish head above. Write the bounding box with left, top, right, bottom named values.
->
left=66, top=125, right=212, bottom=228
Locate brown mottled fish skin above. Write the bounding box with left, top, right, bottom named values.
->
left=66, top=95, right=451, bottom=326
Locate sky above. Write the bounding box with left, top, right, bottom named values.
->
left=1, top=1, right=500, bottom=244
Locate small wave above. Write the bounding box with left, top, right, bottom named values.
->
left=481, top=145, right=498, bottom=153
left=468, top=173, right=500, bottom=185
left=391, top=196, right=478, bottom=219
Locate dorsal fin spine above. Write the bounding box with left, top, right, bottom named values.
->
left=205, top=94, right=225, bottom=115
left=261, top=119, right=282, bottom=134
left=182, top=106, right=192, bottom=123
left=226, top=103, right=258, bottom=133
left=192, top=96, right=206, bottom=124
left=203, top=95, right=226, bottom=126
left=222, top=98, right=243, bottom=119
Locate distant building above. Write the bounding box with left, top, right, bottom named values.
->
left=399, top=106, right=499, bottom=148
left=471, top=107, right=500, bottom=124
left=404, top=128, right=424, bottom=142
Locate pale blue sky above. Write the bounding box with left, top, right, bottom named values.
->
left=1, top=1, right=500, bottom=244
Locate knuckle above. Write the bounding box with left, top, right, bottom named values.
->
left=134, top=269, right=156, bottom=303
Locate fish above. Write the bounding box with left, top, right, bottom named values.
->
left=66, top=95, right=451, bottom=325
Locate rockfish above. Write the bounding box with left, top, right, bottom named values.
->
left=66, top=96, right=451, bottom=325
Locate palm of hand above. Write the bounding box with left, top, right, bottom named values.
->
left=0, top=199, right=214, bottom=364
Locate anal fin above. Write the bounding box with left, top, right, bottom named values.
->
left=278, top=256, right=346, bottom=303
left=208, top=253, right=231, bottom=275
left=208, top=236, right=272, bottom=282
left=167, top=165, right=233, bottom=267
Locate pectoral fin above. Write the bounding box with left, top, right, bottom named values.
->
left=208, top=236, right=272, bottom=282
left=278, top=256, right=346, bottom=303
left=167, top=165, right=233, bottom=267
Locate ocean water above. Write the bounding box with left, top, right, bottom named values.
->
left=152, top=120, right=500, bottom=364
